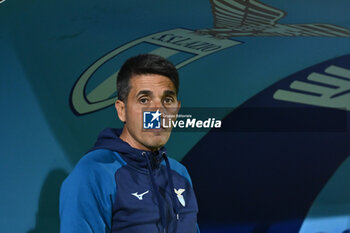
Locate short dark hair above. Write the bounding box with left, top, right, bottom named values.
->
left=117, top=54, right=179, bottom=102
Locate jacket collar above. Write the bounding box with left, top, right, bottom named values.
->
left=90, top=128, right=167, bottom=169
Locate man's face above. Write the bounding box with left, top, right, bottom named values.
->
left=115, top=73, right=180, bottom=151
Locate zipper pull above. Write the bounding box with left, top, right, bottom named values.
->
left=176, top=213, right=179, bottom=220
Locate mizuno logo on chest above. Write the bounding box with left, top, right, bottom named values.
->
left=131, top=190, right=150, bottom=200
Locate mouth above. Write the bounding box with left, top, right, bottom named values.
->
left=145, top=125, right=170, bottom=133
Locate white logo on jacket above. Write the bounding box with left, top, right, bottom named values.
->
left=131, top=190, right=149, bottom=200
left=174, top=188, right=186, bottom=207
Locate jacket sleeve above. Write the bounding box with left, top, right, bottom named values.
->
left=59, top=158, right=115, bottom=233
left=182, top=167, right=201, bottom=233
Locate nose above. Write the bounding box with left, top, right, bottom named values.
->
left=152, top=98, right=171, bottom=121
left=152, top=98, right=165, bottom=112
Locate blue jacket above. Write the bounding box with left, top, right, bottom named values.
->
left=59, top=128, right=199, bottom=233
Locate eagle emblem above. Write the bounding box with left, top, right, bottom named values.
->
left=197, top=0, right=350, bottom=38
left=174, top=188, right=186, bottom=207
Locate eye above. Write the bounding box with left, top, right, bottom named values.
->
left=163, top=97, right=175, bottom=105
left=139, top=97, right=149, bottom=104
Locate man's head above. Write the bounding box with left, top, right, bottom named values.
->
left=117, top=54, right=179, bottom=102
left=115, top=54, right=181, bottom=151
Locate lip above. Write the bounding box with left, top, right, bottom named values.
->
left=144, top=126, right=170, bottom=133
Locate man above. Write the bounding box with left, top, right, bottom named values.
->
left=59, top=54, right=199, bottom=233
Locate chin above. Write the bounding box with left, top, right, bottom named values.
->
left=145, top=138, right=168, bottom=150
left=142, top=131, right=171, bottom=148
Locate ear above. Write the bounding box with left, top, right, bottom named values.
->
left=115, top=99, right=126, bottom=123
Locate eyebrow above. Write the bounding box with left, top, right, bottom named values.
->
left=136, top=90, right=153, bottom=97
left=164, top=90, right=176, bottom=96
left=136, top=90, right=176, bottom=97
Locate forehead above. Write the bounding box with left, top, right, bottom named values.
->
left=129, top=74, right=176, bottom=94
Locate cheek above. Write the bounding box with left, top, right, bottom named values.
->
left=126, top=106, right=142, bottom=125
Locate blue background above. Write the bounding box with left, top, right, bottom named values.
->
left=1, top=0, right=350, bottom=232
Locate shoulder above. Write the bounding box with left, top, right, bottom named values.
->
left=60, top=149, right=123, bottom=230
left=80, top=149, right=126, bottom=170
left=62, top=149, right=126, bottom=193
left=167, top=157, right=188, bottom=174
left=166, top=157, right=193, bottom=186
left=71, top=149, right=126, bottom=176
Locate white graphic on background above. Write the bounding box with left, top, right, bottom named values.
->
left=174, top=188, right=186, bottom=207
left=151, top=110, right=162, bottom=122
left=198, top=0, right=350, bottom=38
left=274, top=65, right=350, bottom=110
left=131, top=190, right=150, bottom=200
left=71, top=1, right=350, bottom=115
left=143, top=110, right=161, bottom=129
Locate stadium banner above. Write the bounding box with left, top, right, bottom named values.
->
left=1, top=0, right=350, bottom=232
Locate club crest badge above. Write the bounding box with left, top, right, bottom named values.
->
left=70, top=0, right=350, bottom=116
left=174, top=188, right=186, bottom=207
